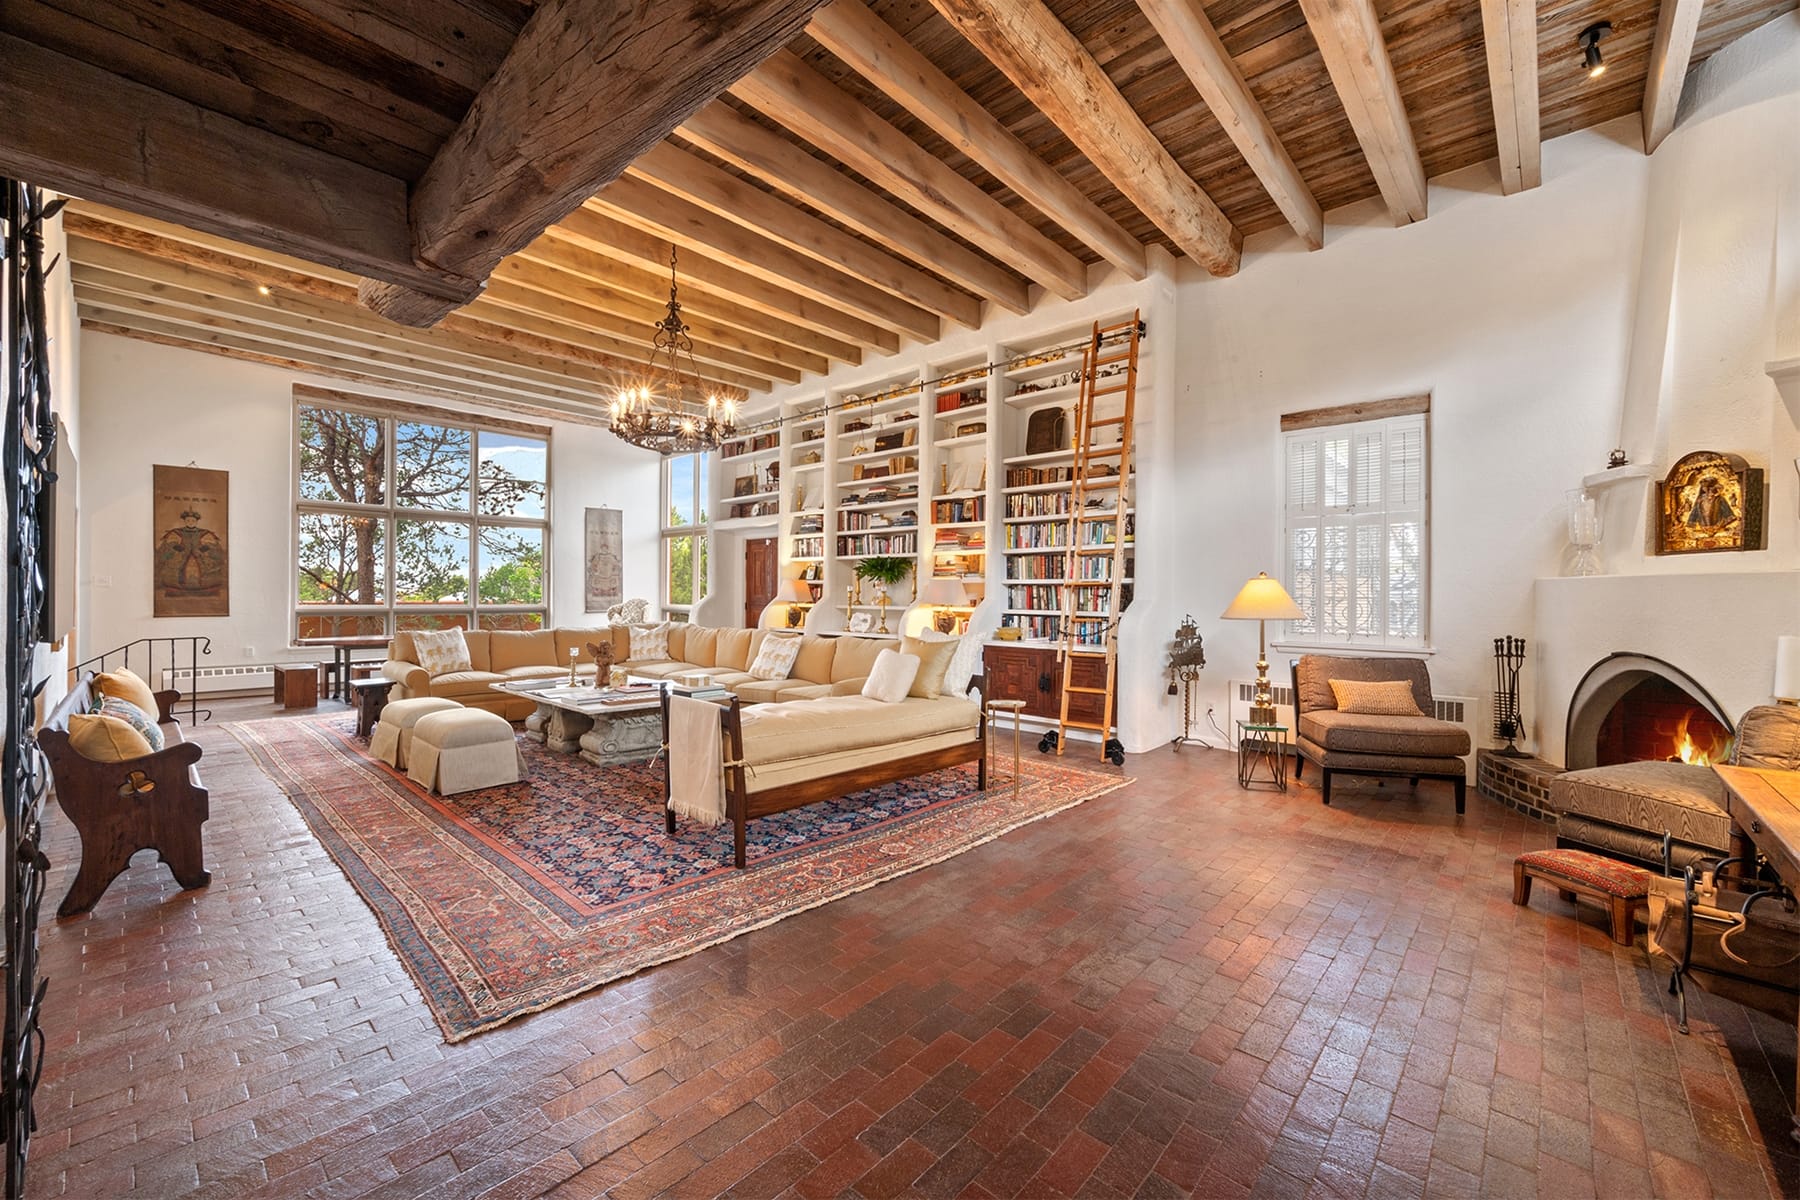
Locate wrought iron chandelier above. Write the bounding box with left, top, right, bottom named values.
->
left=608, top=249, right=736, bottom=454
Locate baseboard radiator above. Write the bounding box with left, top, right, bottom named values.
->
left=1227, top=679, right=1479, bottom=771
left=162, top=664, right=278, bottom=696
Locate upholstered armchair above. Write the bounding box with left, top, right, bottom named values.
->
left=1290, top=655, right=1472, bottom=813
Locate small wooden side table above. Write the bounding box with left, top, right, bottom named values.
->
left=986, top=699, right=1028, bottom=791
left=1237, top=721, right=1288, bottom=791
left=274, top=663, right=319, bottom=709
left=349, top=676, right=396, bottom=737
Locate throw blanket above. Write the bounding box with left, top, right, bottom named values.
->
left=667, top=696, right=726, bottom=827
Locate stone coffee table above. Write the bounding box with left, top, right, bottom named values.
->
left=492, top=680, right=664, bottom=766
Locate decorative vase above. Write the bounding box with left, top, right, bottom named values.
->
left=1566, top=489, right=1603, bottom=576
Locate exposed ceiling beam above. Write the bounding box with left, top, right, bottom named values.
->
left=1477, top=0, right=1541, bottom=193
left=627, top=141, right=984, bottom=327
left=1295, top=0, right=1428, bottom=224
left=554, top=206, right=897, bottom=356
left=0, top=33, right=475, bottom=305
left=807, top=0, right=1147, bottom=276
left=675, top=103, right=1030, bottom=314
left=358, top=0, right=836, bottom=327
left=926, top=0, right=1240, bottom=276
left=1643, top=0, right=1705, bottom=153
left=593, top=176, right=941, bottom=342
left=732, top=52, right=1090, bottom=300
left=1134, top=0, right=1324, bottom=248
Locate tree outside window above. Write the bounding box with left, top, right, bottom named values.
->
left=662, top=453, right=709, bottom=621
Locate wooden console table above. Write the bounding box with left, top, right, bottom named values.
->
left=1713, top=763, right=1800, bottom=1143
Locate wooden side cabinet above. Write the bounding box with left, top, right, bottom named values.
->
left=983, top=645, right=1114, bottom=726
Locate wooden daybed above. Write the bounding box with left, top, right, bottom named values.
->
left=662, top=680, right=988, bottom=868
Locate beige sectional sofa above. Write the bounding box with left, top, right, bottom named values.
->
left=382, top=625, right=895, bottom=720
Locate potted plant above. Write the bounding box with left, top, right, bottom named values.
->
left=854, top=556, right=913, bottom=634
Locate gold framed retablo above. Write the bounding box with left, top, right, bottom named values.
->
left=1655, top=450, right=1765, bottom=555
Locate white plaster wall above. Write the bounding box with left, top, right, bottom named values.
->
left=76, top=331, right=661, bottom=669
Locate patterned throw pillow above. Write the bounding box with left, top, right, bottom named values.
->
left=1328, top=678, right=1422, bottom=716
left=747, top=634, right=802, bottom=681
left=412, top=628, right=472, bottom=676
left=628, top=622, right=672, bottom=663
left=94, top=696, right=164, bottom=752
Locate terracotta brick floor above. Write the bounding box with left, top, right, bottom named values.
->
left=24, top=701, right=1799, bottom=1198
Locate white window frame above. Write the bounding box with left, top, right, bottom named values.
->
left=660, top=452, right=710, bottom=621
left=1278, top=410, right=1429, bottom=652
left=291, top=397, right=551, bottom=641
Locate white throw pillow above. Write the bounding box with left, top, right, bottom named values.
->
left=412, top=628, right=472, bottom=676
left=915, top=630, right=980, bottom=697
left=748, top=634, right=802, bottom=681
left=861, top=649, right=921, bottom=704
left=628, top=622, right=672, bottom=662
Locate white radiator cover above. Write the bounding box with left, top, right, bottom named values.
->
left=162, top=664, right=278, bottom=696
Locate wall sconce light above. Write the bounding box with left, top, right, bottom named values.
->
left=1579, top=22, right=1612, bottom=78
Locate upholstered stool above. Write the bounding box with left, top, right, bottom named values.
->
left=1513, top=848, right=1653, bottom=945
left=369, top=697, right=460, bottom=769
left=407, top=709, right=524, bottom=796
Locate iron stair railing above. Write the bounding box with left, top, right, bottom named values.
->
left=73, top=637, right=214, bottom=726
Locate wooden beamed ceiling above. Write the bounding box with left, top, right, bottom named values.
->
left=7, top=0, right=1792, bottom=416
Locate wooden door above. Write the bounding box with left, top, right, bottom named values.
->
left=744, top=537, right=778, bottom=626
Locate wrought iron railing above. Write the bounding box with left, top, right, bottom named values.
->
left=73, top=637, right=214, bottom=726
left=4, top=178, right=58, bottom=1199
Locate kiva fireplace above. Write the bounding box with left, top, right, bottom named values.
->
left=1564, top=653, right=1736, bottom=771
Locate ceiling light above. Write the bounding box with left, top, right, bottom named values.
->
left=256, top=284, right=272, bottom=296
left=1579, top=22, right=1612, bottom=78
left=607, top=249, right=736, bottom=455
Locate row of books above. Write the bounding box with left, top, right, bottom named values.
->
left=930, top=497, right=984, bottom=524
left=933, top=527, right=986, bottom=551
left=1004, top=465, right=1075, bottom=488
left=838, top=510, right=917, bottom=531
left=837, top=532, right=918, bottom=555
left=792, top=536, right=824, bottom=558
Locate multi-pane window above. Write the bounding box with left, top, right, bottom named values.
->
left=294, top=400, right=549, bottom=639
left=661, top=453, right=709, bottom=622
left=1282, top=412, right=1427, bottom=648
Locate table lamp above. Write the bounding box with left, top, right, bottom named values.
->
left=776, top=578, right=814, bottom=628
left=919, top=577, right=971, bottom=632
left=1222, top=572, right=1305, bottom=725
left=1776, top=636, right=1800, bottom=704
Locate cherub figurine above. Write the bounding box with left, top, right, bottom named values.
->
left=586, top=639, right=616, bottom=684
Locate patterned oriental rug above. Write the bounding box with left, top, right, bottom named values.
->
left=231, top=714, right=1128, bottom=1041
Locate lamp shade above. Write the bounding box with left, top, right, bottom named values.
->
left=1221, top=572, right=1304, bottom=621
left=776, top=578, right=814, bottom=604
left=919, top=577, right=971, bottom=607
left=1776, top=635, right=1800, bottom=701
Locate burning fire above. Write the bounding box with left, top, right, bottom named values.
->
left=1671, top=711, right=1734, bottom=766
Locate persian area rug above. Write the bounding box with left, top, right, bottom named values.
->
left=230, top=714, right=1128, bottom=1041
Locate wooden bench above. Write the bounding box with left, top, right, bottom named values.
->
left=1512, top=847, right=1652, bottom=945
left=39, top=674, right=210, bottom=916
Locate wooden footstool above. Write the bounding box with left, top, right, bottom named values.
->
left=1513, top=848, right=1653, bottom=944
left=273, top=663, right=319, bottom=708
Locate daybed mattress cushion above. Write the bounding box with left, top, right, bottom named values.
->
left=1549, top=761, right=1728, bottom=852
left=1299, top=709, right=1471, bottom=757
left=739, top=695, right=978, bottom=767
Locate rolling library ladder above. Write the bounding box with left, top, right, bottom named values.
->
left=1043, top=313, right=1141, bottom=766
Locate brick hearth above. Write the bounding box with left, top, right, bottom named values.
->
left=1476, top=749, right=1563, bottom=823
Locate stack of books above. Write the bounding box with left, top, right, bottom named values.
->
left=669, top=681, right=729, bottom=701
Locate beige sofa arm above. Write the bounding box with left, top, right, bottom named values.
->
left=830, top=678, right=868, bottom=697
left=382, top=660, right=429, bottom=695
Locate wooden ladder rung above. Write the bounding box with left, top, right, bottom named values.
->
left=1061, top=719, right=1111, bottom=732
left=1078, top=478, right=1121, bottom=489
left=1064, top=685, right=1109, bottom=695
left=1088, top=416, right=1125, bottom=426
left=1090, top=384, right=1130, bottom=397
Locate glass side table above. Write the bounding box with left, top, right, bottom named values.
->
left=1237, top=721, right=1289, bottom=791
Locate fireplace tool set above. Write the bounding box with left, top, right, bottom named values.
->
left=1493, top=636, right=1528, bottom=756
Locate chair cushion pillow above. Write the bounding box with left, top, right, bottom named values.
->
left=900, top=635, right=958, bottom=699
left=748, top=634, right=803, bottom=681
left=68, top=712, right=154, bottom=761
left=862, top=649, right=921, bottom=703
left=1328, top=678, right=1423, bottom=716
left=95, top=696, right=164, bottom=752
left=412, top=629, right=473, bottom=676
left=1298, top=709, right=1470, bottom=756
left=94, top=667, right=158, bottom=717
left=628, top=622, right=672, bottom=662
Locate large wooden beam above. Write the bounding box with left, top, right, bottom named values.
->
left=628, top=141, right=984, bottom=326
left=594, top=177, right=943, bottom=343
left=0, top=33, right=476, bottom=305
left=358, top=0, right=835, bottom=326
left=1134, top=0, right=1324, bottom=248
left=808, top=0, right=1146, bottom=276
left=676, top=104, right=1029, bottom=313
left=1477, top=0, right=1541, bottom=193
left=925, top=0, right=1239, bottom=276
left=1295, top=0, right=1428, bottom=224
left=733, top=52, right=1090, bottom=299
left=1643, top=0, right=1704, bottom=153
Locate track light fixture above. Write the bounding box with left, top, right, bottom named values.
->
left=1579, top=22, right=1613, bottom=79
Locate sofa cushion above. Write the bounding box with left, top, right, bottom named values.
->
left=413, top=628, right=473, bottom=675
left=748, top=633, right=803, bottom=680
left=1298, top=709, right=1470, bottom=756
left=666, top=623, right=688, bottom=661
left=716, top=629, right=753, bottom=670
left=738, top=695, right=980, bottom=765
left=1549, top=762, right=1729, bottom=854
left=915, top=630, right=978, bottom=697
left=68, top=711, right=154, bottom=761
left=553, top=627, right=608, bottom=663
left=629, top=623, right=672, bottom=662
left=863, top=649, right=921, bottom=703
left=424, top=669, right=507, bottom=699
left=503, top=665, right=566, bottom=681
left=1295, top=654, right=1433, bottom=715
left=489, top=629, right=555, bottom=672
left=733, top=679, right=825, bottom=705
left=793, top=636, right=835, bottom=684
left=461, top=630, right=491, bottom=672
left=708, top=671, right=757, bottom=691
left=777, top=683, right=835, bottom=701
left=625, top=661, right=692, bottom=679
left=830, top=636, right=887, bottom=683
left=1328, top=678, right=1422, bottom=716
left=94, top=667, right=159, bottom=717
left=685, top=626, right=720, bottom=667
left=900, top=635, right=957, bottom=699
left=1737, top=704, right=1800, bottom=771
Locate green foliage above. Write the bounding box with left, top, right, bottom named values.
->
left=854, top=556, right=913, bottom=586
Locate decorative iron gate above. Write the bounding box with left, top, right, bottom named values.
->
left=2, top=179, right=58, bottom=1197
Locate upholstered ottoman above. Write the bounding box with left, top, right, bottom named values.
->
left=1513, top=848, right=1654, bottom=944
left=1548, top=761, right=1729, bottom=869
left=369, top=697, right=460, bottom=770
left=407, top=708, right=525, bottom=795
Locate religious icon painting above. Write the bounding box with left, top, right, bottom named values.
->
left=1655, top=450, right=1765, bottom=555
